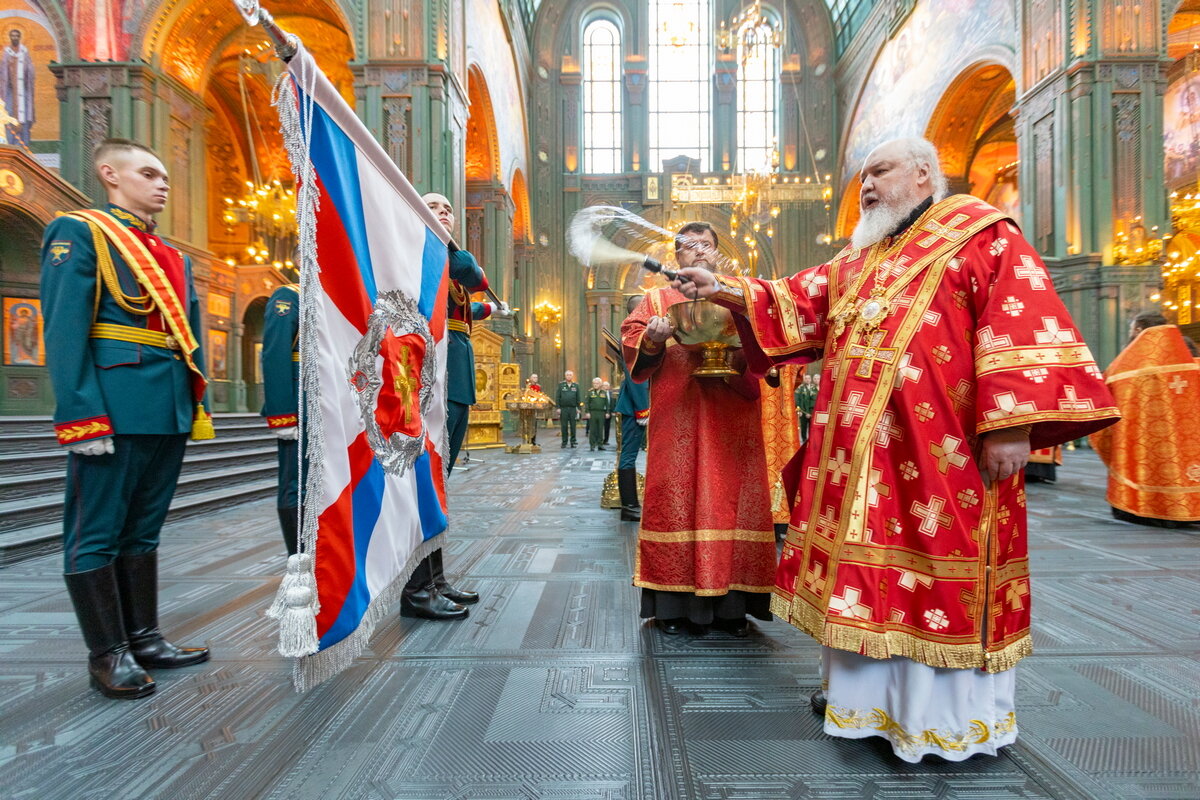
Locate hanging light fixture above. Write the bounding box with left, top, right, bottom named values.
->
left=717, top=0, right=783, bottom=64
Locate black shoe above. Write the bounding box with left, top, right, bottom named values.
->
left=64, top=565, right=156, bottom=699
left=810, top=689, right=827, bottom=715
left=620, top=506, right=641, bottom=522
left=617, top=468, right=642, bottom=519
left=658, top=618, right=685, bottom=635
left=719, top=618, right=750, bottom=637
left=401, top=588, right=468, bottom=620
left=429, top=549, right=479, bottom=605
left=590, top=446, right=595, bottom=451
left=114, top=552, right=210, bottom=669
left=571, top=442, right=577, bottom=448
left=598, top=446, right=606, bottom=450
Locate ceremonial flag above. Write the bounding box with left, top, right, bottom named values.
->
left=269, top=41, right=452, bottom=690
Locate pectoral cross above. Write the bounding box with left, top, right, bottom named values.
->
left=393, top=346, right=419, bottom=424
left=846, top=329, right=899, bottom=379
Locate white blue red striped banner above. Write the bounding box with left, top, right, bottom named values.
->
left=272, top=42, right=452, bottom=689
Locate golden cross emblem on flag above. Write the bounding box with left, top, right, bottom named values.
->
left=393, top=345, right=420, bottom=424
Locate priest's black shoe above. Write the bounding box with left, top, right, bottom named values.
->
left=401, top=587, right=469, bottom=620
left=658, top=618, right=685, bottom=635
left=810, top=689, right=827, bottom=715
left=718, top=618, right=750, bottom=637
left=64, top=565, right=156, bottom=700
left=115, top=552, right=210, bottom=668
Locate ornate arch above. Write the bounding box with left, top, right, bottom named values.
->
left=510, top=169, right=532, bottom=243
left=925, top=60, right=1017, bottom=183
left=466, top=65, right=502, bottom=183
left=22, top=0, right=74, bottom=61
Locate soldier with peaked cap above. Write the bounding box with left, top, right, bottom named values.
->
left=40, top=138, right=213, bottom=699
left=261, top=282, right=300, bottom=555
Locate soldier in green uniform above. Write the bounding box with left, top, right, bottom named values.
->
left=40, top=139, right=212, bottom=699
left=555, top=370, right=582, bottom=447
left=794, top=372, right=818, bottom=442
left=585, top=377, right=610, bottom=451
left=261, top=283, right=300, bottom=555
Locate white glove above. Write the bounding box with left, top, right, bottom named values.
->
left=492, top=301, right=513, bottom=318
left=636, top=417, right=648, bottom=427
left=276, top=426, right=299, bottom=440
left=67, top=438, right=114, bottom=456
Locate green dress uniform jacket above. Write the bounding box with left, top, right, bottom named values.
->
left=40, top=204, right=210, bottom=572
left=586, top=387, right=610, bottom=448
left=42, top=204, right=209, bottom=442
left=261, top=284, right=299, bottom=429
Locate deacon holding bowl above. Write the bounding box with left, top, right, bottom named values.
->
left=619, top=222, right=776, bottom=638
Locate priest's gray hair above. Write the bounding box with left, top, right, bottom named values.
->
left=891, top=137, right=950, bottom=201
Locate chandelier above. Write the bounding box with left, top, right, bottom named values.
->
left=222, top=178, right=298, bottom=267
left=717, top=1, right=783, bottom=64
left=659, top=1, right=698, bottom=48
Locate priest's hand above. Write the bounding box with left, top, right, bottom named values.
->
left=644, top=315, right=676, bottom=344
left=978, top=428, right=1031, bottom=486
left=672, top=268, right=718, bottom=299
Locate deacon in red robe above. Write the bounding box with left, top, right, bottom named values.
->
left=1090, top=312, right=1200, bottom=526
left=621, top=222, right=776, bottom=638
left=673, top=138, right=1120, bottom=762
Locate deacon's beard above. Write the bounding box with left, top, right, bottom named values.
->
left=850, top=194, right=919, bottom=250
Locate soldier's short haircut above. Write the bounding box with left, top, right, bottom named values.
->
left=1131, top=310, right=1169, bottom=331
left=674, top=221, right=718, bottom=251
left=93, top=138, right=159, bottom=180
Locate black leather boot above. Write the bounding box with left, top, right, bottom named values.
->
left=618, top=468, right=641, bottom=522
left=114, top=552, right=210, bottom=669
left=278, top=507, right=298, bottom=556
left=401, top=556, right=468, bottom=620
left=63, top=565, right=155, bottom=699
left=431, top=548, right=479, bottom=605
left=810, top=689, right=827, bottom=715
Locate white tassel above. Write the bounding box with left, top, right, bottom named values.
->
left=276, top=584, right=319, bottom=657
left=267, top=552, right=313, bottom=619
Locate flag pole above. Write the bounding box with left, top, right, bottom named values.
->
left=232, top=0, right=296, bottom=61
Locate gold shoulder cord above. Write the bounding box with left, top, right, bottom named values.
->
left=84, top=220, right=154, bottom=320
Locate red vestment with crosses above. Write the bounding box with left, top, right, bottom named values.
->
left=717, top=195, right=1119, bottom=672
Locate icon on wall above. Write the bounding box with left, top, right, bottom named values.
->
left=4, top=297, right=44, bottom=366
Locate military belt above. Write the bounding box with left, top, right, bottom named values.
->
left=292, top=352, right=300, bottom=362
left=448, top=320, right=470, bottom=333
left=90, top=322, right=180, bottom=351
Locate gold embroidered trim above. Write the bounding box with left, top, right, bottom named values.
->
left=769, top=592, right=1033, bottom=673
left=637, top=527, right=778, bottom=544
left=633, top=579, right=775, bottom=595
left=1106, top=361, right=1200, bottom=384
left=825, top=705, right=1017, bottom=758
left=975, top=406, right=1120, bottom=435
left=974, top=345, right=1098, bottom=375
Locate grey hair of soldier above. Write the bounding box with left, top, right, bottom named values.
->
left=883, top=137, right=950, bottom=201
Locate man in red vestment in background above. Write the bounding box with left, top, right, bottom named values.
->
left=1090, top=311, right=1200, bottom=527
left=620, top=222, right=776, bottom=637
left=674, top=138, right=1119, bottom=762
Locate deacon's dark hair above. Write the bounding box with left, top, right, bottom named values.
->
left=1131, top=310, right=1169, bottom=332
left=93, top=138, right=159, bottom=180
left=626, top=294, right=642, bottom=314
left=674, top=221, right=718, bottom=251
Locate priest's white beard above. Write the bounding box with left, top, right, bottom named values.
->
left=851, top=189, right=921, bottom=250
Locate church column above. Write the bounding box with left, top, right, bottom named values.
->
left=624, top=56, right=647, bottom=173
left=713, top=53, right=737, bottom=173
left=560, top=57, right=585, bottom=380
left=1015, top=0, right=1165, bottom=367
left=466, top=182, right=517, bottom=359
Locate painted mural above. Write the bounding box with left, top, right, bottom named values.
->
left=0, top=0, right=59, bottom=144
left=1165, top=71, right=1200, bottom=189
left=841, top=0, right=1015, bottom=187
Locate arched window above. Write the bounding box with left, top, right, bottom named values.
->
left=736, top=18, right=780, bottom=172
left=649, top=0, right=711, bottom=171
left=583, top=18, right=623, bottom=174
left=826, top=0, right=877, bottom=55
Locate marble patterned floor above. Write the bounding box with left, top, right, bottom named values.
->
left=0, top=443, right=1196, bottom=800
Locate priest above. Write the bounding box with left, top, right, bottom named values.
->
left=621, top=222, right=777, bottom=637
left=672, top=138, right=1119, bottom=761
left=1090, top=311, right=1200, bottom=527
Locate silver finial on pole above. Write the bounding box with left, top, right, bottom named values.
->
left=232, top=0, right=297, bottom=61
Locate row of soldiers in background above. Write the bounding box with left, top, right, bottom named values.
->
left=621, top=137, right=1123, bottom=763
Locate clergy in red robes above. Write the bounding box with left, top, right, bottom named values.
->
left=673, top=138, right=1120, bottom=762
left=1090, top=312, right=1200, bottom=527
left=620, top=222, right=776, bottom=638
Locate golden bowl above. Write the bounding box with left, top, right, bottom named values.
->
left=664, top=299, right=741, bottom=377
